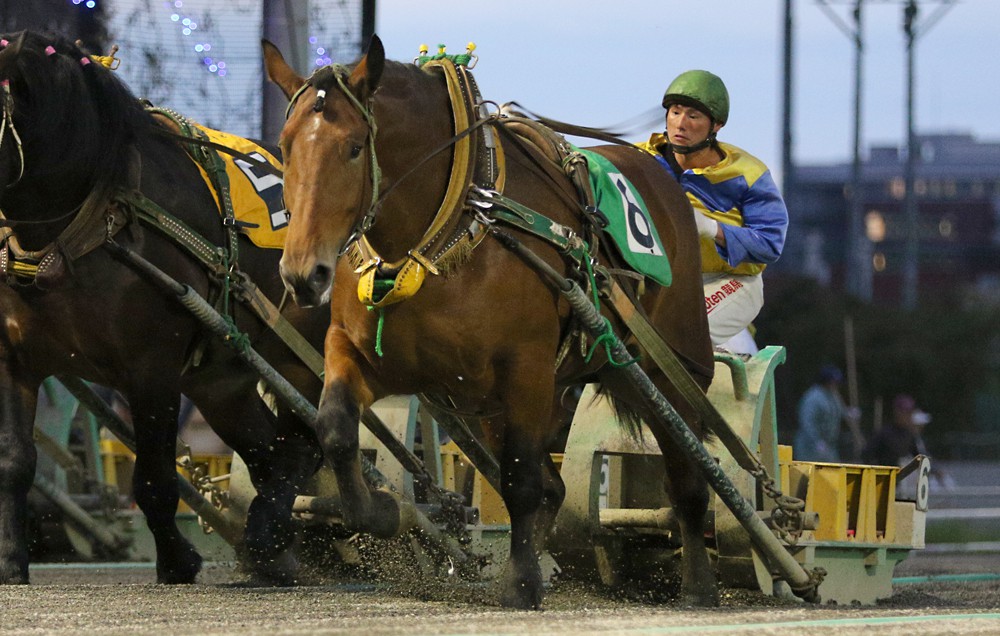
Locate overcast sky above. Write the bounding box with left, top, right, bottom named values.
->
left=374, top=0, right=999, bottom=186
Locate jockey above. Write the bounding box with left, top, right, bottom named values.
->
left=637, top=70, right=788, bottom=354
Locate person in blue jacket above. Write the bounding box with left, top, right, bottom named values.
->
left=638, top=70, right=788, bottom=353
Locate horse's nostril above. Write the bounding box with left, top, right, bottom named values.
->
left=311, top=264, right=332, bottom=289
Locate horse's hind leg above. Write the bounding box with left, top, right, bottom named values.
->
left=660, top=443, right=718, bottom=606
left=598, top=370, right=719, bottom=606
left=129, top=391, right=202, bottom=584
left=0, top=359, right=39, bottom=584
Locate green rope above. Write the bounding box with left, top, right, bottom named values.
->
left=223, top=316, right=252, bottom=354
left=367, top=305, right=385, bottom=357
left=582, top=255, right=639, bottom=368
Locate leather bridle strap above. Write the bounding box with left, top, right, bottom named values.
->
left=0, top=81, right=25, bottom=187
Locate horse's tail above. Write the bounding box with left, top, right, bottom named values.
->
left=595, top=384, right=646, bottom=442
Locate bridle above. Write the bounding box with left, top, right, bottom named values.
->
left=0, top=79, right=25, bottom=189
left=0, top=78, right=88, bottom=229
left=285, top=65, right=381, bottom=253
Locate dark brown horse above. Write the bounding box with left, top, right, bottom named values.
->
left=265, top=36, right=717, bottom=608
left=0, top=31, right=327, bottom=584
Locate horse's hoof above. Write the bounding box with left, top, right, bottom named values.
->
left=497, top=564, right=543, bottom=610
left=355, top=489, right=416, bottom=538
left=250, top=549, right=300, bottom=587
left=156, top=551, right=203, bottom=584
left=499, top=583, right=543, bottom=610
left=0, top=564, right=29, bottom=585
left=680, top=590, right=720, bottom=608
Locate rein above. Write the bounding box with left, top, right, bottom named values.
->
left=153, top=128, right=284, bottom=179
left=0, top=80, right=25, bottom=188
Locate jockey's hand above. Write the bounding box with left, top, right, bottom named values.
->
left=694, top=211, right=719, bottom=241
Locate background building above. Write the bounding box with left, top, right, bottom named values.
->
left=779, top=133, right=1000, bottom=307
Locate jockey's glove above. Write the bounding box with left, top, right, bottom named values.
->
left=694, top=211, right=720, bottom=241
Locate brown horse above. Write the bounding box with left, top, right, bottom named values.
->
left=0, top=31, right=327, bottom=584
left=265, top=36, right=717, bottom=609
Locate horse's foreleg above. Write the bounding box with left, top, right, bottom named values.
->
left=491, top=372, right=557, bottom=610
left=316, top=329, right=408, bottom=537
left=129, top=392, right=202, bottom=584
left=0, top=358, right=38, bottom=585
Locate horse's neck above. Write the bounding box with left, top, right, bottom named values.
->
left=4, top=171, right=94, bottom=251
left=362, top=70, right=455, bottom=260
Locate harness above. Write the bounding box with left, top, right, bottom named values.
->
left=336, top=58, right=507, bottom=309
left=0, top=100, right=324, bottom=377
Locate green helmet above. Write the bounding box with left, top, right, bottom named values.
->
left=662, top=70, right=730, bottom=125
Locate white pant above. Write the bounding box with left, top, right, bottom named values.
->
left=703, top=273, right=764, bottom=349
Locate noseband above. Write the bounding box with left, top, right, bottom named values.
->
left=285, top=65, right=382, bottom=252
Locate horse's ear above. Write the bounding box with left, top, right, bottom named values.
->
left=0, top=31, right=25, bottom=67
left=349, top=34, right=384, bottom=101
left=262, top=39, right=305, bottom=100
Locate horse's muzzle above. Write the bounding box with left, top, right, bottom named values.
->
left=280, top=261, right=333, bottom=308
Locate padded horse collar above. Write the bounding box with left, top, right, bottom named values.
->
left=342, top=57, right=506, bottom=309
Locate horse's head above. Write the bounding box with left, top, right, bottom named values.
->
left=0, top=31, right=144, bottom=247
left=264, top=36, right=386, bottom=308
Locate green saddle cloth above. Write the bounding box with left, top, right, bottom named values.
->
left=576, top=148, right=671, bottom=286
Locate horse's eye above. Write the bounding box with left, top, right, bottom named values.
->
left=349, top=144, right=363, bottom=159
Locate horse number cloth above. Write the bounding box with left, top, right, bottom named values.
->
left=192, top=125, right=287, bottom=250
left=575, top=148, right=671, bottom=286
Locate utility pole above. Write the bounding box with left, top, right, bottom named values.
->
left=900, top=0, right=955, bottom=310
left=816, top=0, right=871, bottom=301
left=781, top=0, right=795, bottom=199
left=901, top=0, right=918, bottom=309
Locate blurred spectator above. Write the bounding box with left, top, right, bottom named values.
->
left=862, top=394, right=922, bottom=467
left=793, top=364, right=858, bottom=462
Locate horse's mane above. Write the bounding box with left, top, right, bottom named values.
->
left=1, top=30, right=154, bottom=196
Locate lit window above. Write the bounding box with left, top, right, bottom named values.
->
left=865, top=210, right=886, bottom=242
left=890, top=178, right=905, bottom=200
left=873, top=252, right=887, bottom=272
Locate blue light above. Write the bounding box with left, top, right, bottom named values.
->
left=171, top=13, right=179, bottom=21
left=217, top=61, right=225, bottom=69
left=317, top=47, right=325, bottom=55
left=182, top=28, right=191, bottom=35
left=218, top=70, right=227, bottom=77
left=85, top=0, right=96, bottom=7
left=208, top=64, right=218, bottom=72
left=182, top=18, right=190, bottom=25
left=309, top=36, right=317, bottom=44
left=194, top=44, right=203, bottom=52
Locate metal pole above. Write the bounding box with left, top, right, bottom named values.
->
left=781, top=0, right=794, bottom=197
left=814, top=0, right=871, bottom=300
left=901, top=0, right=919, bottom=310
left=848, top=1, right=872, bottom=300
